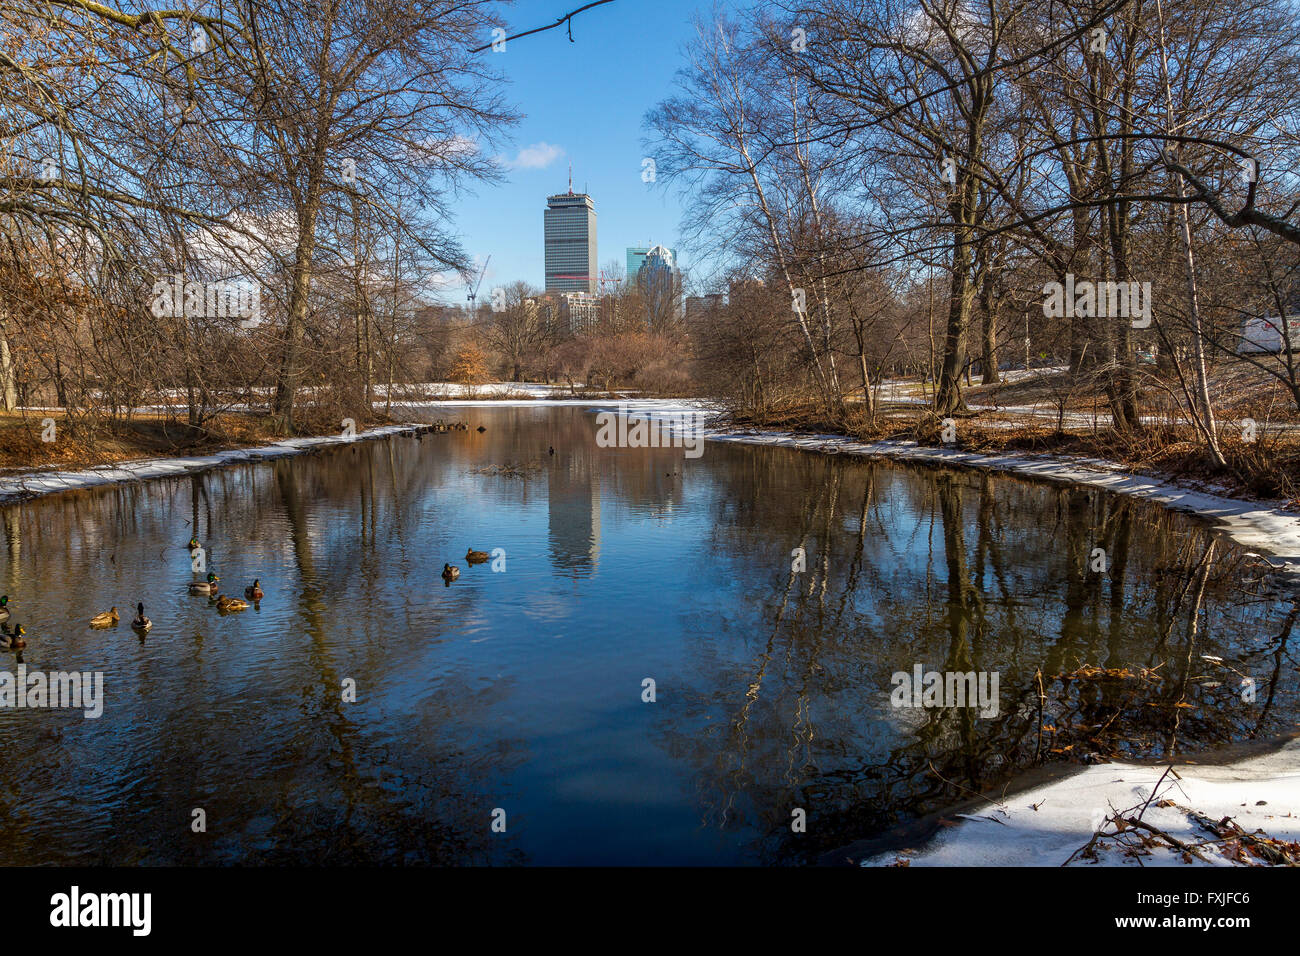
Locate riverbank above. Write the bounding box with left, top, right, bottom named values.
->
left=835, top=736, right=1300, bottom=867
left=0, top=419, right=436, bottom=504
left=5, top=396, right=1300, bottom=577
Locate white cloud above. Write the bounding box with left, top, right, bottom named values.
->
left=501, top=141, right=565, bottom=171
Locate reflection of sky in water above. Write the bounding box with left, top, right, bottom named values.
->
left=0, top=405, right=1294, bottom=865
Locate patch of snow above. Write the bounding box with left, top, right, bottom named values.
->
left=863, top=741, right=1300, bottom=867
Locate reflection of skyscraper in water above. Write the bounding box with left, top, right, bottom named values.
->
left=547, top=451, right=600, bottom=575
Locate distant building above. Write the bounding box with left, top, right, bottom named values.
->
left=636, top=245, right=682, bottom=328
left=545, top=182, right=597, bottom=293
left=626, top=245, right=678, bottom=288
left=686, top=294, right=723, bottom=321
left=1240, top=293, right=1300, bottom=354
left=598, top=293, right=622, bottom=331
left=728, top=277, right=765, bottom=300
left=559, top=292, right=601, bottom=336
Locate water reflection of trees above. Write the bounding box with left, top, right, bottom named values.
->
left=0, top=437, right=528, bottom=864
left=661, top=447, right=1300, bottom=863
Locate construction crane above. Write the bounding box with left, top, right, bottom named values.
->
left=466, top=255, right=491, bottom=308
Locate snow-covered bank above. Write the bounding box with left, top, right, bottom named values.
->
left=383, top=394, right=677, bottom=409
left=0, top=424, right=424, bottom=504
left=857, top=739, right=1300, bottom=867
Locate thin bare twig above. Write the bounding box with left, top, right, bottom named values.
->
left=469, top=0, right=619, bottom=53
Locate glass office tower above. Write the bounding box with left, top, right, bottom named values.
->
left=545, top=191, right=597, bottom=293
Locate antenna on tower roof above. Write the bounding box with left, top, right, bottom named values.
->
left=568, top=162, right=573, bottom=195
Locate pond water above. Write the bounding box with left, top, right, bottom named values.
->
left=0, top=405, right=1296, bottom=865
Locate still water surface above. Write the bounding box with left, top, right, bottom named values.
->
left=0, top=405, right=1296, bottom=864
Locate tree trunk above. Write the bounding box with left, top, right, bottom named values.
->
left=273, top=174, right=325, bottom=434
left=0, top=315, right=16, bottom=411
left=936, top=239, right=974, bottom=415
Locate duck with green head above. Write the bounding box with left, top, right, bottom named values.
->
left=188, top=537, right=201, bottom=552
left=0, top=595, right=9, bottom=624
left=190, top=572, right=220, bottom=595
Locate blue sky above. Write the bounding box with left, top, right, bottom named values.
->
left=443, top=0, right=725, bottom=303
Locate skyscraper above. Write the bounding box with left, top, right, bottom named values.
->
left=626, top=245, right=677, bottom=286
left=545, top=176, right=597, bottom=293
left=633, top=244, right=682, bottom=328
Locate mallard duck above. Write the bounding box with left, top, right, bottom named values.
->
left=0, top=594, right=10, bottom=624
left=89, top=607, right=120, bottom=628
left=216, top=594, right=249, bottom=612
left=131, top=602, right=152, bottom=632
left=442, top=563, right=460, bottom=583
left=0, top=623, right=25, bottom=649
left=244, top=579, right=264, bottom=600
left=188, top=537, right=201, bottom=552
left=466, top=548, right=490, bottom=564
left=189, top=572, right=220, bottom=595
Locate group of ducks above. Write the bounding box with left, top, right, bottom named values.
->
left=0, top=538, right=268, bottom=652
left=86, top=603, right=155, bottom=632
left=84, top=539, right=266, bottom=637
left=2, top=533, right=482, bottom=650
left=0, top=593, right=92, bottom=649
left=442, top=548, right=491, bottom=585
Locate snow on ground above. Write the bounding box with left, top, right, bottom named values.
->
left=377, top=382, right=576, bottom=400
left=403, top=396, right=720, bottom=412
left=0, top=424, right=420, bottom=503
left=862, top=740, right=1300, bottom=867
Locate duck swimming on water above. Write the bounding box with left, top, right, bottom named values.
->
left=190, top=572, right=220, bottom=595
left=466, top=548, right=490, bottom=564
left=89, top=607, right=120, bottom=628
left=0, top=624, right=25, bottom=649
left=244, top=579, right=264, bottom=601
left=216, top=594, right=249, bottom=612
left=132, top=603, right=152, bottom=632
left=442, top=563, right=460, bottom=584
